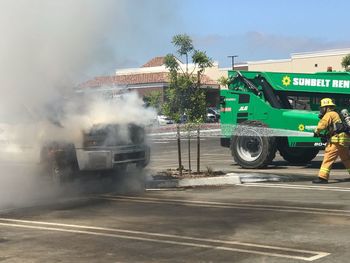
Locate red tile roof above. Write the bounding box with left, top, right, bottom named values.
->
left=79, top=72, right=169, bottom=89
left=142, top=57, right=165, bottom=67
left=79, top=72, right=217, bottom=89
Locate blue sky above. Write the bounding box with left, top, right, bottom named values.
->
left=0, top=0, right=349, bottom=109
left=2, top=0, right=349, bottom=80
left=108, top=0, right=350, bottom=72
left=180, top=0, right=348, bottom=39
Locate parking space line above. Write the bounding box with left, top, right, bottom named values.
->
left=0, top=218, right=329, bottom=261
left=202, top=153, right=228, bottom=156
left=240, top=183, right=350, bottom=192
left=150, top=158, right=179, bottom=161
left=148, top=164, right=179, bottom=167
left=99, top=195, right=350, bottom=217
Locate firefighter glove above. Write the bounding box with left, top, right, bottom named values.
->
left=320, top=135, right=328, bottom=143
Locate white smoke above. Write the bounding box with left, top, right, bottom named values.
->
left=0, top=1, right=114, bottom=111
left=0, top=0, right=170, bottom=210
left=36, top=92, right=156, bottom=147
left=0, top=0, right=161, bottom=148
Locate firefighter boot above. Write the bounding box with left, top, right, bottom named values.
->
left=312, top=177, right=328, bottom=184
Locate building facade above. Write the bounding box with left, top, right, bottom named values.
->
left=79, top=56, right=220, bottom=107
left=78, top=48, right=350, bottom=107
left=248, top=48, right=350, bottom=73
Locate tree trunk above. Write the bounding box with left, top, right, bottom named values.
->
left=188, top=128, right=191, bottom=175
left=177, top=124, right=183, bottom=176
left=197, top=125, right=200, bottom=173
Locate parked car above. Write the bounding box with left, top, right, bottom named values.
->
left=179, top=114, right=188, bottom=124
left=206, top=108, right=220, bottom=122
left=206, top=113, right=216, bottom=123
left=157, top=115, right=174, bottom=126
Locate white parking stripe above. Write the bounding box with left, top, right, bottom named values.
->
left=202, top=153, right=228, bottom=156
left=240, top=183, right=350, bottom=192
left=150, top=158, right=178, bottom=161
left=0, top=218, right=330, bottom=261
left=99, top=195, right=350, bottom=217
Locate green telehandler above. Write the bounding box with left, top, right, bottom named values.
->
left=220, top=70, right=350, bottom=168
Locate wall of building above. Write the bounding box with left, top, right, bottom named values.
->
left=291, top=52, right=347, bottom=73
left=205, top=64, right=248, bottom=80
left=247, top=48, right=350, bottom=73
left=205, top=89, right=219, bottom=107
left=204, top=63, right=226, bottom=81
left=130, top=86, right=164, bottom=99
left=248, top=59, right=292, bottom=72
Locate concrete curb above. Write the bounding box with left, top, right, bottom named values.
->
left=146, top=174, right=241, bottom=188
left=178, top=175, right=241, bottom=187
left=146, top=172, right=312, bottom=189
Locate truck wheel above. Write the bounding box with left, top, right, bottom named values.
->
left=277, top=138, right=319, bottom=164
left=50, top=160, right=74, bottom=186
left=231, top=121, right=276, bottom=168
left=50, top=160, right=64, bottom=185
left=40, top=143, right=77, bottom=186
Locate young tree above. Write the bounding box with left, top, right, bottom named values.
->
left=163, top=54, right=189, bottom=176
left=172, top=34, right=193, bottom=73
left=218, top=76, right=230, bottom=88
left=191, top=50, right=213, bottom=173
left=341, top=54, right=350, bottom=71
left=163, top=34, right=213, bottom=175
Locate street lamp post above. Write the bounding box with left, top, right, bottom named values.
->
left=228, top=55, right=238, bottom=70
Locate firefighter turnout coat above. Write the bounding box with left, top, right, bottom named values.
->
left=315, top=110, right=350, bottom=180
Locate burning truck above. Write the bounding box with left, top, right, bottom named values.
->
left=38, top=89, right=151, bottom=185
left=40, top=123, right=150, bottom=185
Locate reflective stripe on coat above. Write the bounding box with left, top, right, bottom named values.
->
left=315, top=111, right=350, bottom=146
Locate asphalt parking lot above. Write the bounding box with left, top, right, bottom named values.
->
left=148, top=136, right=348, bottom=180
left=1, top=137, right=350, bottom=262
left=1, top=185, right=350, bottom=262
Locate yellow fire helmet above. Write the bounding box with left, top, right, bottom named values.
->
left=320, top=98, right=336, bottom=107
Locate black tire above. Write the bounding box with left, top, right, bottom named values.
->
left=277, top=138, right=319, bottom=164
left=50, top=159, right=74, bottom=185
left=40, top=142, right=78, bottom=186
left=231, top=120, right=276, bottom=169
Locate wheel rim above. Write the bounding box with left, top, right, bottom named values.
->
left=51, top=165, right=62, bottom=185
left=236, top=130, right=263, bottom=162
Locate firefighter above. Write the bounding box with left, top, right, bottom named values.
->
left=313, top=98, right=350, bottom=184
